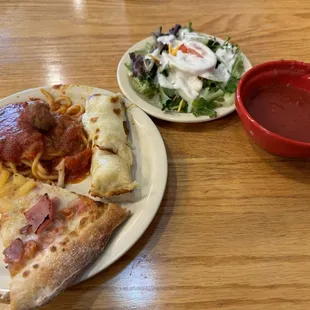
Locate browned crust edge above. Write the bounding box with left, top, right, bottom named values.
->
left=9, top=203, right=130, bottom=310
left=90, top=181, right=137, bottom=198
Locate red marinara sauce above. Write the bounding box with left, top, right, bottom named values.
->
left=64, top=148, right=92, bottom=183
left=0, top=101, right=91, bottom=183
left=245, top=84, right=310, bottom=143
left=0, top=102, right=44, bottom=162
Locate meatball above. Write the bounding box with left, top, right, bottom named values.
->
left=24, top=100, right=56, bottom=131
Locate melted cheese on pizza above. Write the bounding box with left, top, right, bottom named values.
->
left=0, top=169, right=105, bottom=275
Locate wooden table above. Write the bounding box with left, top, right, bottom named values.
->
left=1, top=1, right=310, bottom=309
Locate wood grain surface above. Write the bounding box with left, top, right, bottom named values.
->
left=2, top=0, right=310, bottom=309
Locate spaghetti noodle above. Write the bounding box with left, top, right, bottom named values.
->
left=40, top=89, right=85, bottom=117
left=0, top=98, right=91, bottom=187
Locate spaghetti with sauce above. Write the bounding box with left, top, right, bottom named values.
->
left=40, top=88, right=85, bottom=117
left=0, top=97, right=91, bottom=186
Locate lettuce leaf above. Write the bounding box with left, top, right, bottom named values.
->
left=125, top=62, right=132, bottom=74
left=192, top=87, right=226, bottom=117
left=188, top=21, right=193, bottom=32
left=222, top=93, right=235, bottom=106
left=224, top=76, right=239, bottom=93
left=224, top=51, right=244, bottom=93
left=231, top=52, right=244, bottom=79
left=131, top=77, right=157, bottom=99
left=169, top=24, right=182, bottom=36
left=159, top=86, right=171, bottom=106
left=159, top=87, right=188, bottom=112
left=134, top=43, right=154, bottom=56
left=206, top=39, right=221, bottom=53
left=129, top=52, right=147, bottom=78
left=192, top=98, right=218, bottom=117
left=201, top=88, right=224, bottom=102
left=153, top=26, right=166, bottom=39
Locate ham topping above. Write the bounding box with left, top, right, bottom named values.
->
left=51, top=197, right=60, bottom=210
left=19, top=224, right=32, bottom=235
left=24, top=194, right=57, bottom=234
left=3, top=238, right=24, bottom=263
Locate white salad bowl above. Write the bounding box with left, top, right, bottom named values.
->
left=117, top=35, right=252, bottom=123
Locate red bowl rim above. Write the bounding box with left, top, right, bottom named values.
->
left=236, top=59, right=310, bottom=147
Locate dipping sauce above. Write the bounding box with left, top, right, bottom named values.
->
left=245, top=84, right=310, bottom=142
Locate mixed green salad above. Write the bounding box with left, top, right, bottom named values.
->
left=125, top=23, right=245, bottom=117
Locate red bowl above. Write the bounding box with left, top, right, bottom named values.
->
left=236, top=60, right=310, bottom=158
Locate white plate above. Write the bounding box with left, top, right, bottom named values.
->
left=117, top=35, right=252, bottom=123
left=0, top=85, right=167, bottom=298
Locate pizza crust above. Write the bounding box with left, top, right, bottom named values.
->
left=9, top=203, right=130, bottom=310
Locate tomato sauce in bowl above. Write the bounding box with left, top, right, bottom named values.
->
left=245, top=84, right=310, bottom=143
left=236, top=60, right=310, bottom=157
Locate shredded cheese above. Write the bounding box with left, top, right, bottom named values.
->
left=168, top=43, right=179, bottom=57
left=149, top=54, right=160, bottom=63
left=171, top=45, right=179, bottom=56
left=168, top=43, right=172, bottom=55
left=177, top=99, right=184, bottom=112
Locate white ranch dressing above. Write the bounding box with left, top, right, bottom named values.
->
left=154, top=30, right=240, bottom=111
left=157, top=34, right=175, bottom=45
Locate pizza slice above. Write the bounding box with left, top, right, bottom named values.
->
left=82, top=93, right=137, bottom=197
left=0, top=168, right=130, bottom=310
